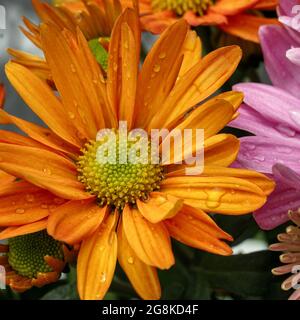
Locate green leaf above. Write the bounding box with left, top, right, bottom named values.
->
left=192, top=251, right=282, bottom=299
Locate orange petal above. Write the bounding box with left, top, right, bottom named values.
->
left=5, top=62, right=82, bottom=148
left=0, top=180, right=39, bottom=198
left=161, top=175, right=267, bottom=214
left=165, top=204, right=233, bottom=255
left=167, top=165, right=275, bottom=196
left=47, top=200, right=106, bottom=244
left=0, top=187, right=64, bottom=226
left=107, top=8, right=140, bottom=117
left=40, top=23, right=106, bottom=139
left=77, top=212, right=118, bottom=300
left=117, top=219, right=161, bottom=300
left=0, top=219, right=47, bottom=240
left=137, top=192, right=183, bottom=223
left=118, top=22, right=138, bottom=129
left=179, top=30, right=202, bottom=77
left=204, top=134, right=240, bottom=166
left=0, top=109, right=79, bottom=157
left=0, top=169, right=15, bottom=185
left=210, top=0, right=259, bottom=16
left=160, top=99, right=234, bottom=165
left=219, top=14, right=280, bottom=43
left=212, top=91, right=244, bottom=113
left=0, top=143, right=91, bottom=200
left=253, top=0, right=278, bottom=10
left=8, top=48, right=52, bottom=84
left=122, top=205, right=175, bottom=269
left=184, top=10, right=227, bottom=26
left=149, top=46, right=242, bottom=129
left=76, top=29, right=117, bottom=128
left=0, top=129, right=46, bottom=149
left=135, top=19, right=189, bottom=129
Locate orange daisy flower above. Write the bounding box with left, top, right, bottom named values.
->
left=0, top=8, right=274, bottom=299
left=9, top=0, right=124, bottom=82
left=0, top=231, right=70, bottom=293
left=129, top=0, right=279, bottom=42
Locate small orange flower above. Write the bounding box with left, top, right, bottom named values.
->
left=125, top=0, right=279, bottom=42
left=0, top=8, right=274, bottom=299
left=9, top=0, right=123, bottom=83
left=0, top=231, right=70, bottom=293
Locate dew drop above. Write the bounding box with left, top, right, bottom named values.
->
left=289, top=110, right=300, bottom=127
left=41, top=204, right=48, bottom=209
left=205, top=188, right=226, bottom=209
left=153, top=64, right=161, bottom=73
left=100, top=272, right=106, bottom=283
left=127, top=256, right=134, bottom=264
left=124, top=42, right=129, bottom=49
left=276, top=123, right=296, bottom=137
left=25, top=194, right=35, bottom=203
left=158, top=52, right=166, bottom=59
left=275, top=145, right=292, bottom=154
left=15, top=208, right=25, bottom=214
left=70, top=64, right=76, bottom=73
left=246, top=143, right=256, bottom=151
left=253, top=155, right=265, bottom=162
left=43, top=168, right=52, bottom=175
left=68, top=112, right=76, bottom=120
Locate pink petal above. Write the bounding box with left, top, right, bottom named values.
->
left=237, top=136, right=300, bottom=174
left=254, top=187, right=300, bottom=230
left=232, top=83, right=300, bottom=139
left=259, top=25, right=300, bottom=99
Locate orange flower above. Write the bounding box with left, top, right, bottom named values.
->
left=9, top=0, right=123, bottom=83
left=125, top=0, right=279, bottom=42
left=0, top=231, right=71, bottom=292
left=0, top=8, right=274, bottom=299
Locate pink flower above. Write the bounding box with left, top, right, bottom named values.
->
left=230, top=0, right=300, bottom=230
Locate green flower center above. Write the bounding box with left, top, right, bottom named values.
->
left=8, top=231, right=64, bottom=279
left=151, top=0, right=214, bottom=16
left=77, top=131, right=164, bottom=209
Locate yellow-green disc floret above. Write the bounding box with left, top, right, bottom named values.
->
left=77, top=132, right=164, bottom=209
left=8, top=231, right=64, bottom=278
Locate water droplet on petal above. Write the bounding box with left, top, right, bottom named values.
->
left=70, top=64, right=76, bottom=73
left=158, top=52, right=166, bottom=59
left=68, top=112, right=75, bottom=120
left=153, top=64, right=160, bottom=73
left=289, top=110, right=300, bottom=127
left=43, top=168, right=52, bottom=175
left=253, top=155, right=265, bottom=162
left=100, top=272, right=106, bottom=283
left=205, top=188, right=226, bottom=209
left=15, top=208, right=25, bottom=214
left=275, top=146, right=292, bottom=154
left=41, top=204, right=48, bottom=209
left=276, top=123, right=296, bottom=137
left=246, top=143, right=256, bottom=151
left=25, top=194, right=35, bottom=203
left=127, top=256, right=134, bottom=264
